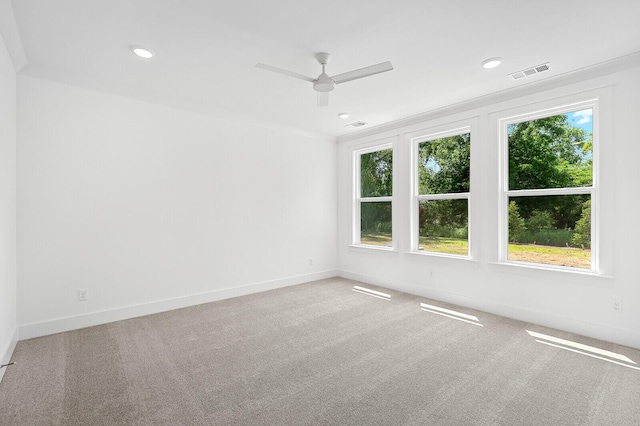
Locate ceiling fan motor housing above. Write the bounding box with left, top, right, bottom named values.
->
left=314, top=73, right=335, bottom=92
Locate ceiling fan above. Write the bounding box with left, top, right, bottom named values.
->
left=256, top=53, right=393, bottom=107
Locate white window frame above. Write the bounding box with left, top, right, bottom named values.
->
left=353, top=142, right=394, bottom=249
left=498, top=99, right=599, bottom=272
left=410, top=126, right=472, bottom=258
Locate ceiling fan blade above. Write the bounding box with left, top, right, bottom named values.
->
left=317, top=92, right=329, bottom=107
left=255, top=63, right=315, bottom=82
left=332, top=61, right=393, bottom=84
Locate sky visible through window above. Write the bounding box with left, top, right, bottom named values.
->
left=568, top=109, right=592, bottom=133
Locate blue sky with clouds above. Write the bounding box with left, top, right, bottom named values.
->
left=567, top=109, right=593, bottom=133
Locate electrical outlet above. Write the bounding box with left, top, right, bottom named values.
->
left=612, top=300, right=622, bottom=312
left=309, top=258, right=314, bottom=266
left=78, top=289, right=88, bottom=301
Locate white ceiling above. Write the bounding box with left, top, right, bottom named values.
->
left=4, top=0, right=640, bottom=137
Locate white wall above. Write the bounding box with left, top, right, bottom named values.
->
left=0, top=30, right=17, bottom=378
left=337, top=61, right=640, bottom=349
left=17, top=75, right=337, bottom=338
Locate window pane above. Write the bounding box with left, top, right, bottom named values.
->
left=361, top=149, right=393, bottom=197
left=418, top=133, right=470, bottom=195
left=508, top=110, right=593, bottom=190
left=418, top=199, right=468, bottom=255
left=508, top=195, right=591, bottom=268
left=361, top=202, right=392, bottom=247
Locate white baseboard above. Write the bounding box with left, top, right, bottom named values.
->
left=0, top=327, right=18, bottom=384
left=338, top=269, right=640, bottom=350
left=19, top=269, right=338, bottom=341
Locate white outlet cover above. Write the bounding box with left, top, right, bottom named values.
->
left=612, top=300, right=622, bottom=312
left=78, top=289, right=88, bottom=301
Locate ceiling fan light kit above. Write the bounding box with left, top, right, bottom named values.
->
left=256, top=52, right=393, bottom=107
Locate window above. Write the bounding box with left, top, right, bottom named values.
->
left=501, top=102, right=596, bottom=270
left=414, top=129, right=470, bottom=256
left=355, top=145, right=393, bottom=248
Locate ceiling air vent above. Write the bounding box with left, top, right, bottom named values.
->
left=509, top=62, right=551, bottom=81
left=345, top=121, right=367, bottom=128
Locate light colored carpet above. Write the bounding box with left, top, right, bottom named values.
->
left=1, top=277, right=639, bottom=425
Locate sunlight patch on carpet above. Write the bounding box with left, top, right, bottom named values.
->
left=527, top=330, right=639, bottom=370
left=420, top=303, right=483, bottom=327
left=352, top=286, right=391, bottom=301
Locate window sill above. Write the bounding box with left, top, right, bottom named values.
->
left=489, top=261, right=614, bottom=285
left=406, top=250, right=475, bottom=261
left=348, top=245, right=398, bottom=254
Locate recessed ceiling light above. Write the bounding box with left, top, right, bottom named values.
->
left=131, top=46, right=154, bottom=59
left=338, top=112, right=350, bottom=119
left=481, top=57, right=502, bottom=69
